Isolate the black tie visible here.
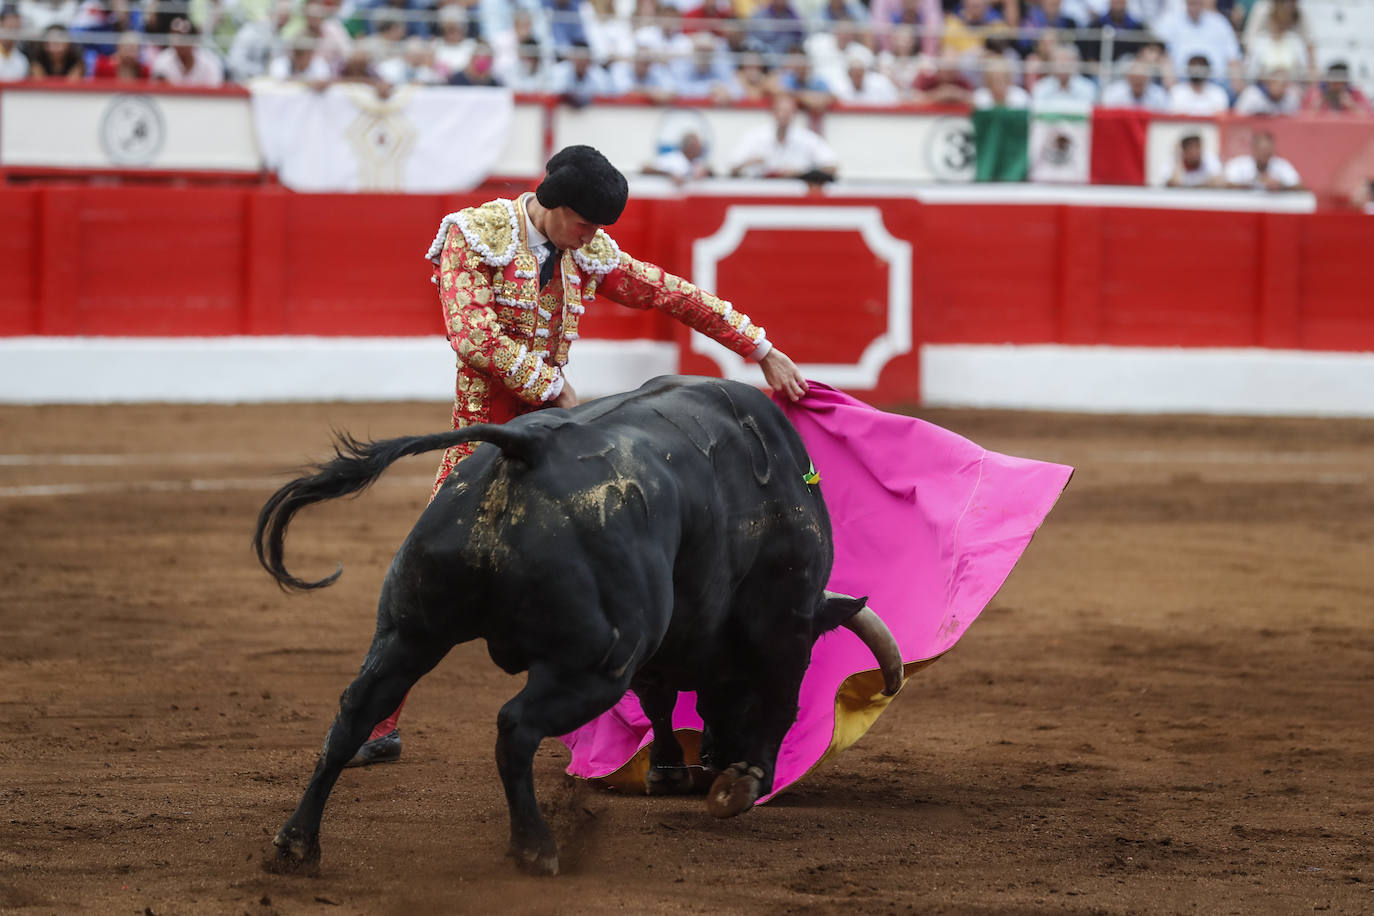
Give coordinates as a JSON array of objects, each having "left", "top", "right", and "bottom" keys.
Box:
[{"left": 538, "top": 240, "right": 558, "bottom": 288}]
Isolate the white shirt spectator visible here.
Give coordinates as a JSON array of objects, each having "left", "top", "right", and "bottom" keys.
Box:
[
  {"left": 1245, "top": 30, "right": 1308, "bottom": 81},
  {"left": 151, "top": 46, "right": 226, "bottom": 86},
  {"left": 548, "top": 58, "right": 616, "bottom": 98},
  {"left": 972, "top": 84, "right": 1030, "bottom": 109},
  {"left": 1100, "top": 78, "right": 1168, "bottom": 110},
  {"left": 1154, "top": 7, "right": 1240, "bottom": 78},
  {"left": 832, "top": 68, "right": 901, "bottom": 105},
  {"left": 267, "top": 51, "right": 334, "bottom": 82},
  {"left": 18, "top": 0, "right": 75, "bottom": 32},
  {"left": 1168, "top": 80, "right": 1230, "bottom": 115},
  {"left": 1156, "top": 151, "right": 1222, "bottom": 186},
  {"left": 728, "top": 121, "right": 838, "bottom": 179},
  {"left": 1233, "top": 82, "right": 1301, "bottom": 116},
  {"left": 434, "top": 37, "right": 475, "bottom": 79},
  {"left": 0, "top": 45, "right": 28, "bottom": 81},
  {"left": 1031, "top": 74, "right": 1098, "bottom": 106},
  {"left": 1224, "top": 154, "right": 1300, "bottom": 189},
  {"left": 227, "top": 19, "right": 285, "bottom": 82}
]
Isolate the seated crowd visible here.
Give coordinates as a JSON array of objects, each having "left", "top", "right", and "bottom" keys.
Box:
[{"left": 0, "top": 0, "right": 1370, "bottom": 120}]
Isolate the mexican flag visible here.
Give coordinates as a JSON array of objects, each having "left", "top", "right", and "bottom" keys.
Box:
[{"left": 974, "top": 103, "right": 1093, "bottom": 184}]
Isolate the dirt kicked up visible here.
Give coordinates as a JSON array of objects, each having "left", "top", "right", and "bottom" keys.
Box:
[{"left": 1, "top": 401, "right": 1371, "bottom": 915}]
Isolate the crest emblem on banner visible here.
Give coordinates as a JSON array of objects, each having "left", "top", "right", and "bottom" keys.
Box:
[
  {"left": 343, "top": 86, "right": 419, "bottom": 190},
  {"left": 99, "top": 94, "right": 165, "bottom": 166},
  {"left": 924, "top": 115, "right": 975, "bottom": 182}
]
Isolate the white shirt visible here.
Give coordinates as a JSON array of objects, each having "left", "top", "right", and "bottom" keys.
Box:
[
  {"left": 972, "top": 85, "right": 1030, "bottom": 109},
  {"left": 151, "top": 46, "right": 226, "bottom": 86},
  {"left": 1245, "top": 30, "right": 1309, "bottom": 80},
  {"left": 1031, "top": 74, "right": 1098, "bottom": 106},
  {"left": 1232, "top": 83, "right": 1301, "bottom": 117},
  {"left": 266, "top": 52, "right": 332, "bottom": 82},
  {"left": 1157, "top": 151, "right": 1222, "bottom": 187},
  {"left": 0, "top": 45, "right": 28, "bottom": 81},
  {"left": 1100, "top": 79, "right": 1169, "bottom": 110},
  {"left": 1224, "top": 154, "right": 1301, "bottom": 190},
  {"left": 832, "top": 69, "right": 900, "bottom": 105},
  {"left": 728, "top": 121, "right": 839, "bottom": 178},
  {"left": 1168, "top": 81, "right": 1230, "bottom": 116},
  {"left": 1155, "top": 8, "right": 1241, "bottom": 77}
]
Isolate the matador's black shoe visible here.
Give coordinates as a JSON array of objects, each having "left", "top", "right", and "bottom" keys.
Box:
[{"left": 345, "top": 729, "right": 401, "bottom": 767}]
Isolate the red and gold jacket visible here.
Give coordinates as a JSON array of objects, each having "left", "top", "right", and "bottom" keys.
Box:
[{"left": 424, "top": 193, "right": 772, "bottom": 490}]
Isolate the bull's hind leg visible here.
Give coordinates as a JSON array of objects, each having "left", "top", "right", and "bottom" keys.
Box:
[
  {"left": 635, "top": 682, "right": 694, "bottom": 796},
  {"left": 265, "top": 630, "right": 447, "bottom": 875},
  {"left": 496, "top": 664, "right": 627, "bottom": 876}
]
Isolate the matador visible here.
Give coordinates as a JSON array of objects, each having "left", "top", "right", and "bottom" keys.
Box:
[{"left": 349, "top": 145, "right": 808, "bottom": 766}]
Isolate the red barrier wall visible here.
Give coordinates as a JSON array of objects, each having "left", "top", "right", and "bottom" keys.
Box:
[{"left": 4, "top": 186, "right": 1374, "bottom": 361}]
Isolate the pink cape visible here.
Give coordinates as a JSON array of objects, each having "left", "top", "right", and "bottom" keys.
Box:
[{"left": 558, "top": 383, "right": 1073, "bottom": 800}]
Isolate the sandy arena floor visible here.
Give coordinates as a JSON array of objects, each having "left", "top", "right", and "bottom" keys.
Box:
[{"left": 1, "top": 399, "right": 1370, "bottom": 915}]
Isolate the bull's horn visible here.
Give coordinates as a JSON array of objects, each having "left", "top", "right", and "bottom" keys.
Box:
[{"left": 841, "top": 607, "right": 904, "bottom": 696}]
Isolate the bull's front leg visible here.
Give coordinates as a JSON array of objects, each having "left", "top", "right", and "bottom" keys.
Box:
[
  {"left": 635, "top": 681, "right": 694, "bottom": 796},
  {"left": 495, "top": 664, "right": 627, "bottom": 875}
]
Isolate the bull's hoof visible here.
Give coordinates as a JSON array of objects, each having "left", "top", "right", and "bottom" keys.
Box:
[
  {"left": 706, "top": 762, "right": 764, "bottom": 819},
  {"left": 645, "top": 765, "right": 695, "bottom": 796},
  {"left": 262, "top": 828, "right": 321, "bottom": 876},
  {"left": 507, "top": 844, "right": 559, "bottom": 877}
]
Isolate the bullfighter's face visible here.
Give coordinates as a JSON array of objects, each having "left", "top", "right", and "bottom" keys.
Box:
[{"left": 546, "top": 206, "right": 603, "bottom": 251}]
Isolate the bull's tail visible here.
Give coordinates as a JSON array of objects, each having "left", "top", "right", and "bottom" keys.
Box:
[{"left": 253, "top": 423, "right": 545, "bottom": 592}]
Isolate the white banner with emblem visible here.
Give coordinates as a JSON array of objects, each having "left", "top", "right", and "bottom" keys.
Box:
[
  {"left": 248, "top": 82, "right": 513, "bottom": 192},
  {"left": 0, "top": 88, "right": 261, "bottom": 172}
]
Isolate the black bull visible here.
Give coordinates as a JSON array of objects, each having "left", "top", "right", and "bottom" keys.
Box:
[{"left": 254, "top": 375, "right": 904, "bottom": 876}]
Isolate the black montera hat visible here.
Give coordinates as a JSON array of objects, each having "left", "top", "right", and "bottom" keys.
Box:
[{"left": 535, "top": 145, "right": 628, "bottom": 226}]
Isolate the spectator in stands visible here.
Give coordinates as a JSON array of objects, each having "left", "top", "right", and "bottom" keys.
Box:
[
  {"left": 545, "top": 0, "right": 587, "bottom": 53},
  {"left": 584, "top": 0, "right": 632, "bottom": 62},
  {"left": 1081, "top": 0, "right": 1147, "bottom": 64},
  {"left": 1243, "top": 0, "right": 1309, "bottom": 81},
  {"left": 609, "top": 44, "right": 673, "bottom": 100},
  {"left": 549, "top": 40, "right": 614, "bottom": 102},
  {"left": 911, "top": 54, "right": 975, "bottom": 106},
  {"left": 1030, "top": 43, "right": 1096, "bottom": 105},
  {"left": 432, "top": 5, "right": 475, "bottom": 79},
  {"left": 18, "top": 0, "right": 73, "bottom": 33},
  {"left": 642, "top": 130, "right": 712, "bottom": 184},
  {"left": 491, "top": 8, "right": 548, "bottom": 90},
  {"left": 673, "top": 31, "right": 738, "bottom": 101},
  {"left": 1136, "top": 37, "right": 1176, "bottom": 89},
  {"left": 285, "top": 0, "right": 352, "bottom": 75},
  {"left": 1019, "top": 0, "right": 1079, "bottom": 58},
  {"left": 369, "top": 7, "right": 408, "bottom": 46},
  {"left": 1224, "top": 129, "right": 1301, "bottom": 190},
  {"left": 1100, "top": 55, "right": 1167, "bottom": 108},
  {"left": 778, "top": 50, "right": 835, "bottom": 113},
  {"left": 447, "top": 37, "right": 499, "bottom": 85},
  {"left": 748, "top": 0, "right": 804, "bottom": 58},
  {"left": 1233, "top": 66, "right": 1301, "bottom": 115},
  {"left": 1167, "top": 53, "right": 1229, "bottom": 114},
  {"left": 631, "top": 0, "right": 690, "bottom": 59},
  {"left": 870, "top": 0, "right": 940, "bottom": 56},
  {"left": 876, "top": 24, "right": 920, "bottom": 95},
  {"left": 227, "top": 0, "right": 293, "bottom": 82},
  {"left": 29, "top": 22, "right": 83, "bottom": 77},
  {"left": 378, "top": 34, "right": 443, "bottom": 83},
  {"left": 0, "top": 6, "right": 29, "bottom": 81},
  {"left": 735, "top": 49, "right": 780, "bottom": 102},
  {"left": 1154, "top": 0, "right": 1240, "bottom": 87},
  {"left": 1240, "top": 0, "right": 1314, "bottom": 68},
  {"left": 268, "top": 36, "right": 332, "bottom": 81},
  {"left": 833, "top": 40, "right": 900, "bottom": 104},
  {"left": 942, "top": 0, "right": 1005, "bottom": 58},
  {"left": 972, "top": 53, "right": 1029, "bottom": 108},
  {"left": 1302, "top": 61, "right": 1374, "bottom": 116},
  {"left": 70, "top": 0, "right": 139, "bottom": 57},
  {"left": 728, "top": 90, "right": 838, "bottom": 183},
  {"left": 1159, "top": 133, "right": 1223, "bottom": 186},
  {"left": 151, "top": 16, "right": 224, "bottom": 85},
  {"left": 91, "top": 29, "right": 147, "bottom": 78}
]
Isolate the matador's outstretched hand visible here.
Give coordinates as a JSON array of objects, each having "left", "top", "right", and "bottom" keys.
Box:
[{"left": 760, "top": 349, "right": 808, "bottom": 402}]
